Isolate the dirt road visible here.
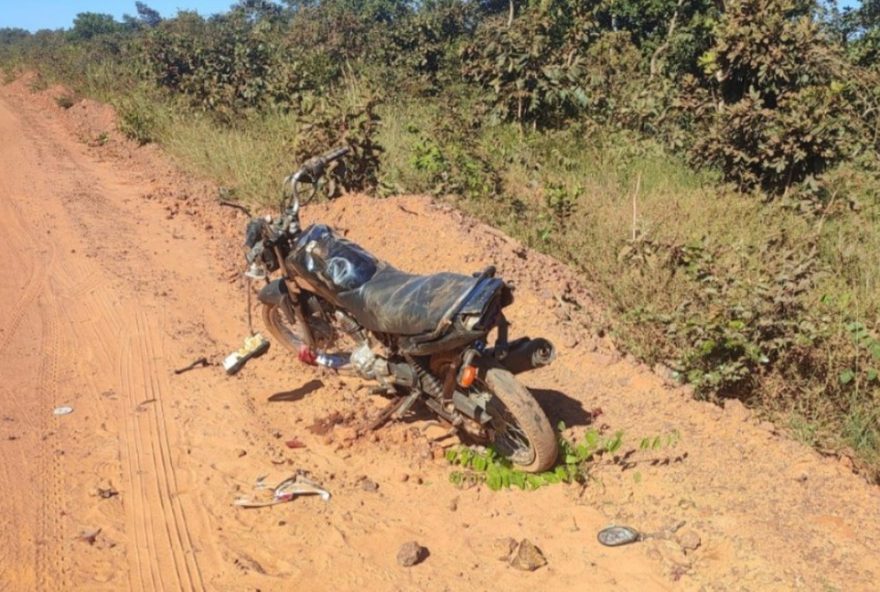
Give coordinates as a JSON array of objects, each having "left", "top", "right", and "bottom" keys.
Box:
[{"left": 1, "top": 78, "right": 879, "bottom": 592}]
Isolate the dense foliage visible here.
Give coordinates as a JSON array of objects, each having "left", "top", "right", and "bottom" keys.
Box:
[{"left": 2, "top": 0, "right": 879, "bottom": 475}]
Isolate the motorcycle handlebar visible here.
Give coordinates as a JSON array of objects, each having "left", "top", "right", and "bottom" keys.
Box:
[
  {"left": 286, "top": 145, "right": 349, "bottom": 212},
  {"left": 323, "top": 145, "right": 350, "bottom": 163},
  {"left": 297, "top": 146, "right": 350, "bottom": 180}
]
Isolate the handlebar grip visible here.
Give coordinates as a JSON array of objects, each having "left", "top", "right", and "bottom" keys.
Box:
[
  {"left": 323, "top": 146, "right": 349, "bottom": 162},
  {"left": 298, "top": 146, "right": 349, "bottom": 181}
]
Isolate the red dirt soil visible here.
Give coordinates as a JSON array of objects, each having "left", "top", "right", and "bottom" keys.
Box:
[{"left": 1, "top": 76, "right": 879, "bottom": 591}]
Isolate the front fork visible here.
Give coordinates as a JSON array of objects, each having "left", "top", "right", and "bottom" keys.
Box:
[{"left": 257, "top": 277, "right": 321, "bottom": 364}]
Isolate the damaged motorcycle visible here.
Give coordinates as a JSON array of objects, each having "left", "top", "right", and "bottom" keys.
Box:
[{"left": 237, "top": 147, "right": 559, "bottom": 471}]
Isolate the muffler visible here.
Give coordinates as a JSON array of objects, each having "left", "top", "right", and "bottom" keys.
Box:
[{"left": 494, "top": 337, "right": 556, "bottom": 375}]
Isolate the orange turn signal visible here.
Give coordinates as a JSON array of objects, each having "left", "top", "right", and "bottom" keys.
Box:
[{"left": 458, "top": 365, "right": 477, "bottom": 388}]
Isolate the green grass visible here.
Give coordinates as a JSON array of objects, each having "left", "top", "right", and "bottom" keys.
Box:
[{"left": 378, "top": 100, "right": 880, "bottom": 477}]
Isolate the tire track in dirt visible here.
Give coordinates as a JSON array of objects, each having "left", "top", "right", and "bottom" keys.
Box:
[
  {"left": 136, "top": 311, "right": 205, "bottom": 591},
  {"left": 0, "top": 197, "right": 53, "bottom": 356},
  {"left": 115, "top": 311, "right": 205, "bottom": 592},
  {"left": 118, "top": 326, "right": 170, "bottom": 592},
  {"left": 34, "top": 296, "right": 66, "bottom": 590},
  {"left": 0, "top": 385, "right": 24, "bottom": 589}
]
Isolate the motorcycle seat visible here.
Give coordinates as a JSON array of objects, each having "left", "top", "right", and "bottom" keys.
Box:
[
  {"left": 291, "top": 224, "right": 498, "bottom": 336},
  {"left": 339, "top": 266, "right": 480, "bottom": 335}
]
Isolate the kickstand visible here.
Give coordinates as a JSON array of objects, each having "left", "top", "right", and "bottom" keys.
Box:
[{"left": 364, "top": 394, "right": 414, "bottom": 432}]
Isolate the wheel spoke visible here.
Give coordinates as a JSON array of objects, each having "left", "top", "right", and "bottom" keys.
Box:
[{"left": 469, "top": 379, "right": 535, "bottom": 465}]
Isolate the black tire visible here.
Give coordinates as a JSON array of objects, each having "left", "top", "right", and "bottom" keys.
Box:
[
  {"left": 480, "top": 365, "right": 558, "bottom": 473},
  {"left": 261, "top": 303, "right": 307, "bottom": 355}
]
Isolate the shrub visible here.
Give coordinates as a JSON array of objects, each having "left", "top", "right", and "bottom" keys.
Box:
[
  {"left": 620, "top": 234, "right": 825, "bottom": 396},
  {"left": 460, "top": 5, "right": 595, "bottom": 126},
  {"left": 293, "top": 87, "right": 384, "bottom": 194},
  {"left": 116, "top": 92, "right": 160, "bottom": 145},
  {"left": 692, "top": 0, "right": 852, "bottom": 193}
]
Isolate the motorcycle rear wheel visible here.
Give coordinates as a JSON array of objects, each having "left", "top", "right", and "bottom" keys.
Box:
[{"left": 479, "top": 365, "right": 558, "bottom": 473}]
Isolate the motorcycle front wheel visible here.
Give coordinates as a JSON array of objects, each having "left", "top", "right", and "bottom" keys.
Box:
[
  {"left": 477, "top": 364, "right": 558, "bottom": 473},
  {"left": 261, "top": 302, "right": 338, "bottom": 354}
]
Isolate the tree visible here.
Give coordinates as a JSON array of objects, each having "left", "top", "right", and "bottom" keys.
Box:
[
  {"left": 0, "top": 28, "right": 30, "bottom": 45},
  {"left": 69, "top": 13, "right": 122, "bottom": 40},
  {"left": 136, "top": 2, "right": 163, "bottom": 27}
]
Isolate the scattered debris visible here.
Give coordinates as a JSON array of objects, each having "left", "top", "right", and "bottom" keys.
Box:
[
  {"left": 77, "top": 528, "right": 102, "bottom": 545},
  {"left": 53, "top": 406, "right": 73, "bottom": 416},
  {"left": 233, "top": 553, "right": 267, "bottom": 575},
  {"left": 397, "top": 541, "right": 428, "bottom": 567},
  {"left": 174, "top": 356, "right": 210, "bottom": 375},
  {"left": 135, "top": 398, "right": 157, "bottom": 411},
  {"left": 599, "top": 521, "right": 686, "bottom": 549},
  {"left": 97, "top": 486, "right": 119, "bottom": 499},
  {"left": 223, "top": 333, "right": 270, "bottom": 375},
  {"left": 510, "top": 539, "right": 547, "bottom": 571},
  {"left": 598, "top": 525, "right": 642, "bottom": 547},
  {"left": 284, "top": 438, "right": 306, "bottom": 449},
  {"left": 235, "top": 474, "right": 331, "bottom": 508}
]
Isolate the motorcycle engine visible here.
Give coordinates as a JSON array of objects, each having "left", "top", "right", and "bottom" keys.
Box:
[{"left": 350, "top": 343, "right": 390, "bottom": 381}]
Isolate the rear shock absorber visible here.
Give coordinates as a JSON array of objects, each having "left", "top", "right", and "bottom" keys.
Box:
[{"left": 407, "top": 355, "right": 443, "bottom": 398}]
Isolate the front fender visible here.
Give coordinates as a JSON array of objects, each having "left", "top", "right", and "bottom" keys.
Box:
[{"left": 257, "top": 278, "right": 289, "bottom": 307}]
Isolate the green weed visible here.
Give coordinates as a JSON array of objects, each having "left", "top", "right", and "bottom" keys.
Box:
[{"left": 446, "top": 424, "right": 680, "bottom": 491}]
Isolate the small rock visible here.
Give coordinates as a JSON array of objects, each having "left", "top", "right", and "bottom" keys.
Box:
[
  {"left": 235, "top": 449, "right": 247, "bottom": 458},
  {"left": 510, "top": 539, "right": 547, "bottom": 571},
  {"left": 722, "top": 399, "right": 750, "bottom": 422},
  {"left": 399, "top": 473, "right": 410, "bottom": 483},
  {"left": 335, "top": 426, "right": 358, "bottom": 442},
  {"left": 397, "top": 541, "right": 428, "bottom": 567},
  {"left": 493, "top": 537, "right": 518, "bottom": 561},
  {"left": 839, "top": 455, "right": 855, "bottom": 471},
  {"left": 448, "top": 496, "right": 458, "bottom": 512},
  {"left": 676, "top": 530, "right": 701, "bottom": 554},
  {"left": 360, "top": 478, "right": 379, "bottom": 492}
]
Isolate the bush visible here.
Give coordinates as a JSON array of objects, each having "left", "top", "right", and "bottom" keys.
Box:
[
  {"left": 460, "top": 5, "right": 594, "bottom": 126},
  {"left": 293, "top": 86, "right": 384, "bottom": 194},
  {"left": 692, "top": 0, "right": 853, "bottom": 193},
  {"left": 116, "top": 92, "right": 161, "bottom": 145}
]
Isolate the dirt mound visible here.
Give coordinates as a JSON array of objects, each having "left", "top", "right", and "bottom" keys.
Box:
[{"left": 1, "top": 76, "right": 879, "bottom": 591}]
